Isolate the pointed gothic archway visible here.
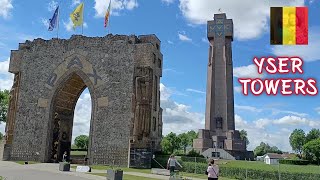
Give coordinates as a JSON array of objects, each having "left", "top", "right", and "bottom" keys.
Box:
[{"left": 45, "top": 70, "right": 95, "bottom": 163}]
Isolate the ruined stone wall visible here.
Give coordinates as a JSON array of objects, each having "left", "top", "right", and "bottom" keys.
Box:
[
  {"left": 5, "top": 34, "right": 163, "bottom": 166},
  {"left": 131, "top": 35, "right": 163, "bottom": 152}
]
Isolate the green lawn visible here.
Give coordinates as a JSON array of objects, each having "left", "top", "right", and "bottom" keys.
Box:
[
  {"left": 90, "top": 173, "right": 159, "bottom": 180},
  {"left": 72, "top": 165, "right": 234, "bottom": 180},
  {"left": 70, "top": 151, "right": 87, "bottom": 156},
  {"left": 219, "top": 160, "right": 320, "bottom": 174}
]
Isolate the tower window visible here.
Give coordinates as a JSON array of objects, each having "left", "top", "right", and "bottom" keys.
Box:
[
  {"left": 216, "top": 117, "right": 223, "bottom": 129},
  {"left": 153, "top": 117, "right": 157, "bottom": 131},
  {"left": 158, "top": 59, "right": 161, "bottom": 68},
  {"left": 153, "top": 53, "right": 156, "bottom": 64}
]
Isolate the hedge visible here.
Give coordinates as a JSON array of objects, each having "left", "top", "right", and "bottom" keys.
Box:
[
  {"left": 280, "top": 159, "right": 310, "bottom": 165},
  {"left": 180, "top": 161, "right": 320, "bottom": 180}
]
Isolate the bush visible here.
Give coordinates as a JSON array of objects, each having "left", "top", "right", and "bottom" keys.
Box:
[
  {"left": 180, "top": 161, "right": 320, "bottom": 180},
  {"left": 280, "top": 159, "right": 310, "bottom": 165},
  {"left": 181, "top": 156, "right": 207, "bottom": 163},
  {"left": 186, "top": 149, "right": 205, "bottom": 157}
]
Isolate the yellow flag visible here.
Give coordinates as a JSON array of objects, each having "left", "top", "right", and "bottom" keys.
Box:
[{"left": 70, "top": 3, "right": 84, "bottom": 29}]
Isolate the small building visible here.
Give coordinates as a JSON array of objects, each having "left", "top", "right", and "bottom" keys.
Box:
[
  {"left": 264, "top": 153, "right": 283, "bottom": 165},
  {"left": 256, "top": 156, "right": 264, "bottom": 161}
]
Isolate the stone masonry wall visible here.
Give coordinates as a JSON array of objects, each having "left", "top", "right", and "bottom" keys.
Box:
[{"left": 6, "top": 34, "right": 163, "bottom": 166}]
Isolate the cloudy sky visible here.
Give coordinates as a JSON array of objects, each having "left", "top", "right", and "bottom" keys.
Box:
[{"left": 0, "top": 0, "right": 319, "bottom": 152}]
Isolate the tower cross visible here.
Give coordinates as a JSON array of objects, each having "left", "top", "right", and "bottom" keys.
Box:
[{"left": 207, "top": 14, "right": 233, "bottom": 41}]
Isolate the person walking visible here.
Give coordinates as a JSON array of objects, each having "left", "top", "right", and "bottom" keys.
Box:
[
  {"left": 167, "top": 155, "right": 182, "bottom": 176},
  {"left": 206, "top": 159, "right": 219, "bottom": 180},
  {"left": 62, "top": 151, "right": 68, "bottom": 162}
]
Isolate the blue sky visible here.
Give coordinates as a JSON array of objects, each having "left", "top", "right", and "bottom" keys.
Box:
[{"left": 0, "top": 0, "right": 319, "bottom": 151}]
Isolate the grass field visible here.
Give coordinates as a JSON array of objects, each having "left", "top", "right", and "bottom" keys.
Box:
[
  {"left": 70, "top": 151, "right": 87, "bottom": 156},
  {"left": 218, "top": 160, "right": 320, "bottom": 174},
  {"left": 72, "top": 165, "right": 234, "bottom": 180},
  {"left": 90, "top": 173, "right": 160, "bottom": 180}
]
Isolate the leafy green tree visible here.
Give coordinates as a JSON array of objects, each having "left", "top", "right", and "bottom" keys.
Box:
[
  {"left": 0, "top": 90, "right": 10, "bottom": 123},
  {"left": 161, "top": 132, "right": 181, "bottom": 154},
  {"left": 289, "top": 129, "right": 306, "bottom": 159},
  {"left": 187, "top": 130, "right": 198, "bottom": 146},
  {"left": 303, "top": 138, "right": 320, "bottom": 164},
  {"left": 0, "top": 132, "right": 3, "bottom": 141},
  {"left": 177, "top": 130, "right": 198, "bottom": 154},
  {"left": 74, "top": 135, "right": 89, "bottom": 149},
  {"left": 254, "top": 142, "right": 282, "bottom": 156},
  {"left": 178, "top": 133, "right": 189, "bottom": 154},
  {"left": 306, "top": 129, "right": 320, "bottom": 143},
  {"left": 239, "top": 129, "right": 250, "bottom": 148}
]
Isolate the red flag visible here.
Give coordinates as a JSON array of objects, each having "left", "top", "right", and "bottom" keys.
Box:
[{"left": 104, "top": 0, "right": 111, "bottom": 28}]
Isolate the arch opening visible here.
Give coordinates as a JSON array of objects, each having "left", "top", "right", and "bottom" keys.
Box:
[{"left": 49, "top": 73, "right": 92, "bottom": 163}]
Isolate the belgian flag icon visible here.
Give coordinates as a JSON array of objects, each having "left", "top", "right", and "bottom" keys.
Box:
[{"left": 270, "top": 7, "right": 308, "bottom": 45}]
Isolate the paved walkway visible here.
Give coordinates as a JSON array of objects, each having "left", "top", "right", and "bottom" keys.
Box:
[
  {"left": 0, "top": 161, "right": 104, "bottom": 180},
  {"left": 0, "top": 161, "right": 204, "bottom": 180}
]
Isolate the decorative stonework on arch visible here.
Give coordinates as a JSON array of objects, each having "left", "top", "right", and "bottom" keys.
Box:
[{"left": 4, "top": 34, "right": 163, "bottom": 168}]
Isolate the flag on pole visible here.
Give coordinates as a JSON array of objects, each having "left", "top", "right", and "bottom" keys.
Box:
[
  {"left": 70, "top": 3, "right": 84, "bottom": 30},
  {"left": 104, "top": 0, "right": 111, "bottom": 27},
  {"left": 48, "top": 6, "right": 59, "bottom": 31}
]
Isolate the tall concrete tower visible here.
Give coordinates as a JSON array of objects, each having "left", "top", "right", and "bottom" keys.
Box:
[{"left": 193, "top": 14, "right": 250, "bottom": 159}]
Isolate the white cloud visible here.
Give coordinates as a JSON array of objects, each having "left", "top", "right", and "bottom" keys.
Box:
[
  {"left": 233, "top": 64, "right": 264, "bottom": 78},
  {"left": 0, "top": 58, "right": 13, "bottom": 90},
  {"left": 0, "top": 59, "right": 9, "bottom": 74},
  {"left": 273, "top": 116, "right": 320, "bottom": 127},
  {"left": 272, "top": 28, "right": 320, "bottom": 62},
  {"left": 41, "top": 18, "right": 49, "bottom": 29},
  {"left": 162, "top": 0, "right": 175, "bottom": 5},
  {"left": 48, "top": 0, "right": 58, "bottom": 12},
  {"left": 0, "top": 0, "right": 13, "bottom": 19},
  {"left": 64, "top": 19, "right": 88, "bottom": 32},
  {"left": 72, "top": 0, "right": 81, "bottom": 6},
  {"left": 178, "top": 33, "right": 192, "bottom": 42},
  {"left": 167, "top": 40, "right": 174, "bottom": 44},
  {"left": 94, "top": 0, "right": 138, "bottom": 18},
  {"left": 160, "top": 84, "right": 204, "bottom": 135},
  {"left": 72, "top": 92, "right": 92, "bottom": 143},
  {"left": 235, "top": 104, "right": 262, "bottom": 113},
  {"left": 178, "top": 0, "right": 304, "bottom": 40},
  {"left": 252, "top": 115, "right": 320, "bottom": 129},
  {"left": 186, "top": 88, "right": 205, "bottom": 94},
  {"left": 271, "top": 109, "right": 308, "bottom": 117},
  {"left": 315, "top": 107, "right": 320, "bottom": 114},
  {"left": 236, "top": 115, "right": 292, "bottom": 151}
]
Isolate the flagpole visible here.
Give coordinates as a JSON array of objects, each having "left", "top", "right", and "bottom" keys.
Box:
[
  {"left": 57, "top": 6, "right": 60, "bottom": 39},
  {"left": 82, "top": 2, "right": 84, "bottom": 35}
]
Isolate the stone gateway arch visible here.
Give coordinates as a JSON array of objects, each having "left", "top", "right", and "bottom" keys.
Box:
[{"left": 3, "top": 34, "right": 163, "bottom": 167}]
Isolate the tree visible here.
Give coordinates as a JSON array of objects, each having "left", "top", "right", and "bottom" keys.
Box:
[
  {"left": 254, "top": 142, "right": 282, "bottom": 156},
  {"left": 178, "top": 130, "right": 198, "bottom": 154},
  {"left": 289, "top": 129, "right": 306, "bottom": 159},
  {"left": 303, "top": 138, "right": 320, "bottom": 164},
  {"left": 178, "top": 133, "right": 189, "bottom": 154},
  {"left": 187, "top": 130, "right": 198, "bottom": 146},
  {"left": 161, "top": 132, "right": 181, "bottom": 154},
  {"left": 74, "top": 135, "right": 89, "bottom": 149},
  {"left": 306, "top": 129, "right": 320, "bottom": 143},
  {"left": 0, "top": 90, "right": 10, "bottom": 123},
  {"left": 0, "top": 132, "right": 3, "bottom": 140},
  {"left": 239, "top": 129, "right": 250, "bottom": 148}
]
